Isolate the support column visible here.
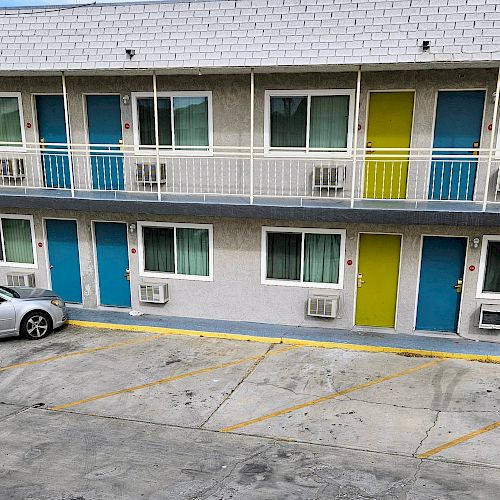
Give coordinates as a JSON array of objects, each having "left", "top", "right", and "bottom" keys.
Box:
[
  {"left": 250, "top": 68, "right": 255, "bottom": 204},
  {"left": 482, "top": 67, "right": 500, "bottom": 212},
  {"left": 61, "top": 72, "right": 75, "bottom": 197},
  {"left": 153, "top": 71, "right": 162, "bottom": 201},
  {"left": 350, "top": 67, "right": 362, "bottom": 209}
]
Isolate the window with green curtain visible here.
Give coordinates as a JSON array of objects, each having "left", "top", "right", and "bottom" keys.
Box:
[
  {"left": 303, "top": 233, "right": 341, "bottom": 284},
  {"left": 483, "top": 241, "right": 500, "bottom": 293},
  {"left": 0, "top": 97, "right": 22, "bottom": 146},
  {"left": 173, "top": 97, "right": 209, "bottom": 149},
  {"left": 176, "top": 228, "right": 209, "bottom": 276},
  {"left": 266, "top": 232, "right": 302, "bottom": 280},
  {"left": 270, "top": 96, "right": 307, "bottom": 148},
  {"left": 137, "top": 97, "right": 172, "bottom": 146},
  {"left": 143, "top": 226, "right": 175, "bottom": 273},
  {"left": 309, "top": 95, "right": 349, "bottom": 151},
  {"left": 1, "top": 218, "right": 34, "bottom": 264}
]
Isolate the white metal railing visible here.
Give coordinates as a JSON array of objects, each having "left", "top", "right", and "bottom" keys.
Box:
[{"left": 0, "top": 143, "right": 499, "bottom": 210}]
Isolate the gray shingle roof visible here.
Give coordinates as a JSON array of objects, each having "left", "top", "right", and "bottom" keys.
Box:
[{"left": 0, "top": 0, "right": 499, "bottom": 73}]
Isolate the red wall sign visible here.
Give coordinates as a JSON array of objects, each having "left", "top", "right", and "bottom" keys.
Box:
[
  {"left": 347, "top": 259, "right": 353, "bottom": 266},
  {"left": 26, "top": 122, "right": 32, "bottom": 129},
  {"left": 469, "top": 265, "right": 476, "bottom": 272},
  {"left": 37, "top": 242, "right": 43, "bottom": 248},
  {"left": 131, "top": 248, "right": 137, "bottom": 254},
  {"left": 124, "top": 123, "right": 131, "bottom": 129}
]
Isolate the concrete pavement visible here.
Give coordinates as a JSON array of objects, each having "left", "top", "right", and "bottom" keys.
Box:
[{"left": 0, "top": 325, "right": 498, "bottom": 499}]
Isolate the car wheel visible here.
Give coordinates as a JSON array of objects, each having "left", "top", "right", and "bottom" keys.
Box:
[{"left": 21, "top": 311, "right": 53, "bottom": 340}]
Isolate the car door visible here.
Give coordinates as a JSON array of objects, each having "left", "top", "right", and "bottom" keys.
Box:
[{"left": 0, "top": 297, "right": 16, "bottom": 335}]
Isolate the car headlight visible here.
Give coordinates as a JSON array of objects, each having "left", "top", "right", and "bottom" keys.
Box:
[{"left": 51, "top": 298, "right": 65, "bottom": 308}]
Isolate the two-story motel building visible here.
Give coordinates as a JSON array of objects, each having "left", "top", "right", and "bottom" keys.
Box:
[{"left": 0, "top": 0, "right": 499, "bottom": 340}]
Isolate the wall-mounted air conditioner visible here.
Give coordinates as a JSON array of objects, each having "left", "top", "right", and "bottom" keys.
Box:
[
  {"left": 136, "top": 162, "right": 167, "bottom": 184},
  {"left": 1, "top": 159, "right": 25, "bottom": 180},
  {"left": 6, "top": 272, "right": 36, "bottom": 287},
  {"left": 139, "top": 283, "right": 169, "bottom": 304},
  {"left": 307, "top": 295, "right": 339, "bottom": 319},
  {"left": 312, "top": 165, "right": 345, "bottom": 190},
  {"left": 478, "top": 303, "right": 500, "bottom": 329}
]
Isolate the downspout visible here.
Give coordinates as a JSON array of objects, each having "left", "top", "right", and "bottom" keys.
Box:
[
  {"left": 153, "top": 71, "right": 161, "bottom": 201},
  {"left": 482, "top": 67, "right": 500, "bottom": 212},
  {"left": 61, "top": 72, "right": 75, "bottom": 197},
  {"left": 350, "top": 66, "right": 362, "bottom": 209}
]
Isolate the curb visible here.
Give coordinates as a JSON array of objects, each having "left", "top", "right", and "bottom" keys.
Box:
[{"left": 67, "top": 320, "right": 500, "bottom": 364}]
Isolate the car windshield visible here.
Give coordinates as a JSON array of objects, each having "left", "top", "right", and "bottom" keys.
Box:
[{"left": 0, "top": 286, "right": 20, "bottom": 299}]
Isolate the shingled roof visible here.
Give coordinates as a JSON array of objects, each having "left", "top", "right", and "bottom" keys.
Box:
[{"left": 0, "top": 0, "right": 499, "bottom": 73}]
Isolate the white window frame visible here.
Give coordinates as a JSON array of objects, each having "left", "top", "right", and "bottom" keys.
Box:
[
  {"left": 0, "top": 92, "right": 26, "bottom": 151},
  {"left": 261, "top": 226, "right": 346, "bottom": 289},
  {"left": 264, "top": 89, "right": 355, "bottom": 158},
  {"left": 476, "top": 234, "right": 500, "bottom": 299},
  {"left": 0, "top": 214, "right": 37, "bottom": 269},
  {"left": 131, "top": 91, "right": 213, "bottom": 156},
  {"left": 137, "top": 221, "right": 213, "bottom": 281}
]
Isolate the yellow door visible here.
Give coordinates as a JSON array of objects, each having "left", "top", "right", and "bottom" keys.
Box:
[
  {"left": 364, "top": 92, "right": 414, "bottom": 199},
  {"left": 355, "top": 234, "right": 401, "bottom": 328}
]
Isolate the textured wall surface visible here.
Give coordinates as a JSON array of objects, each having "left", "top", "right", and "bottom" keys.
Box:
[{"left": 0, "top": 0, "right": 499, "bottom": 72}]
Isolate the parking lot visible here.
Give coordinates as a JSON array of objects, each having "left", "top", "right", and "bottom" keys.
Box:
[{"left": 0, "top": 325, "right": 499, "bottom": 499}]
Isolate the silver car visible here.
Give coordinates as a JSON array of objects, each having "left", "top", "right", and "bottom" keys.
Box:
[{"left": 0, "top": 286, "right": 67, "bottom": 340}]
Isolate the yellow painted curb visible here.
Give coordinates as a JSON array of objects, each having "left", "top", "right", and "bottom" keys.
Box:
[{"left": 67, "top": 320, "right": 500, "bottom": 364}]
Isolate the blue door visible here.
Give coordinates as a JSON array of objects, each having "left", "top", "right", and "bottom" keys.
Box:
[
  {"left": 429, "top": 91, "right": 485, "bottom": 201},
  {"left": 35, "top": 95, "right": 72, "bottom": 189},
  {"left": 86, "top": 95, "right": 124, "bottom": 190},
  {"left": 94, "top": 222, "right": 131, "bottom": 307},
  {"left": 46, "top": 219, "right": 82, "bottom": 304},
  {"left": 416, "top": 236, "right": 467, "bottom": 332}
]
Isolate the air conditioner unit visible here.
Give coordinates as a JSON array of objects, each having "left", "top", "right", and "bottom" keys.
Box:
[
  {"left": 312, "top": 165, "right": 345, "bottom": 190},
  {"left": 139, "top": 283, "right": 169, "bottom": 304},
  {"left": 136, "top": 162, "right": 167, "bottom": 184},
  {"left": 1, "top": 158, "right": 25, "bottom": 180},
  {"left": 478, "top": 303, "right": 500, "bottom": 329},
  {"left": 307, "top": 295, "right": 339, "bottom": 319},
  {"left": 6, "top": 272, "right": 36, "bottom": 288}
]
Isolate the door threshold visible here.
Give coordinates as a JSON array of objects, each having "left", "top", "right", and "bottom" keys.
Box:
[
  {"left": 353, "top": 326, "right": 397, "bottom": 335},
  {"left": 414, "top": 329, "right": 458, "bottom": 339}
]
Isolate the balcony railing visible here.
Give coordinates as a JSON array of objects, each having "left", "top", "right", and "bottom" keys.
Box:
[{"left": 0, "top": 143, "right": 499, "bottom": 211}]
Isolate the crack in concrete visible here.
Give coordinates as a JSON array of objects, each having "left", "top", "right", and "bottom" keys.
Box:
[
  {"left": 414, "top": 410, "right": 440, "bottom": 457},
  {"left": 199, "top": 344, "right": 275, "bottom": 429}
]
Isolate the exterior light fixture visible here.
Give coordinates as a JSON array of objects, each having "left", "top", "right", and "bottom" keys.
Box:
[
  {"left": 422, "top": 40, "right": 430, "bottom": 52},
  {"left": 122, "top": 94, "right": 130, "bottom": 105},
  {"left": 472, "top": 237, "right": 480, "bottom": 249},
  {"left": 129, "top": 223, "right": 137, "bottom": 234},
  {"left": 125, "top": 48, "right": 136, "bottom": 58}
]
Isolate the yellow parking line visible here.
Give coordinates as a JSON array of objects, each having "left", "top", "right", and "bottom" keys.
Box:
[
  {"left": 0, "top": 333, "right": 169, "bottom": 373},
  {"left": 220, "top": 359, "right": 443, "bottom": 433},
  {"left": 417, "top": 421, "right": 500, "bottom": 459},
  {"left": 49, "top": 346, "right": 297, "bottom": 411}
]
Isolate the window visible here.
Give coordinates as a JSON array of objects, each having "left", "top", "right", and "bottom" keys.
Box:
[
  {"left": 138, "top": 222, "right": 213, "bottom": 280},
  {"left": 262, "top": 227, "right": 345, "bottom": 288},
  {"left": 132, "top": 92, "right": 212, "bottom": 152},
  {"left": 478, "top": 236, "right": 500, "bottom": 298},
  {"left": 0, "top": 216, "right": 35, "bottom": 267},
  {"left": 265, "top": 90, "right": 354, "bottom": 156},
  {"left": 0, "top": 93, "right": 24, "bottom": 148}
]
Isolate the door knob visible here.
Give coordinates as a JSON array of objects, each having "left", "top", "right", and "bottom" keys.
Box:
[
  {"left": 40, "top": 138, "right": 46, "bottom": 149},
  {"left": 357, "top": 274, "right": 366, "bottom": 288},
  {"left": 454, "top": 279, "right": 463, "bottom": 293},
  {"left": 49, "top": 265, "right": 54, "bottom": 269},
  {"left": 472, "top": 141, "right": 479, "bottom": 156},
  {"left": 119, "top": 138, "right": 124, "bottom": 151},
  {"left": 366, "top": 141, "right": 373, "bottom": 154},
  {"left": 124, "top": 269, "right": 130, "bottom": 281}
]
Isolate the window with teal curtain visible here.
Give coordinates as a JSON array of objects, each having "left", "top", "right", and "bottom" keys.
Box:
[
  {"left": 303, "top": 233, "right": 341, "bottom": 284},
  {"left": 0, "top": 97, "right": 22, "bottom": 146},
  {"left": 483, "top": 241, "right": 500, "bottom": 293},
  {"left": 143, "top": 227, "right": 175, "bottom": 273},
  {"left": 176, "top": 228, "right": 209, "bottom": 276},
  {"left": 1, "top": 218, "right": 34, "bottom": 264},
  {"left": 309, "top": 95, "right": 349, "bottom": 151},
  {"left": 137, "top": 97, "right": 172, "bottom": 146},
  {"left": 270, "top": 97, "right": 307, "bottom": 148},
  {"left": 173, "top": 97, "right": 209, "bottom": 149},
  {"left": 266, "top": 232, "right": 301, "bottom": 280}
]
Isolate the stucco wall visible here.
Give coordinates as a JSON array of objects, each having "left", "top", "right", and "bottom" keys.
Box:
[{"left": 0, "top": 206, "right": 498, "bottom": 340}]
